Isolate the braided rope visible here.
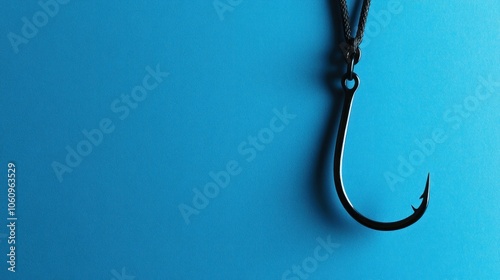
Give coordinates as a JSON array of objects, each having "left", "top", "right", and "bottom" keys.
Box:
[{"left": 338, "top": 0, "right": 371, "bottom": 52}]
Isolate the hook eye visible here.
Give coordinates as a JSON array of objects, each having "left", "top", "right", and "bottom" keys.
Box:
[{"left": 341, "top": 73, "right": 359, "bottom": 95}]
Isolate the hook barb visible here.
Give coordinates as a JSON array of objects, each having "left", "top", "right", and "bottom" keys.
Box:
[{"left": 333, "top": 73, "right": 430, "bottom": 231}]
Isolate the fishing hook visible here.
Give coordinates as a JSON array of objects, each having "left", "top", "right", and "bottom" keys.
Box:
[{"left": 333, "top": 54, "right": 430, "bottom": 231}]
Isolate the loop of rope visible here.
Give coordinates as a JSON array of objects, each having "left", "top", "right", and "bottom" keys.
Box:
[{"left": 338, "top": 0, "right": 371, "bottom": 61}]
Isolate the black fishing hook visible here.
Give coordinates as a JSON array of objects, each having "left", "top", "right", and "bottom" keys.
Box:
[{"left": 333, "top": 53, "right": 430, "bottom": 231}]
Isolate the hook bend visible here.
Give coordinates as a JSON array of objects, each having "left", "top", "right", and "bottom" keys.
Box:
[{"left": 333, "top": 73, "right": 430, "bottom": 231}]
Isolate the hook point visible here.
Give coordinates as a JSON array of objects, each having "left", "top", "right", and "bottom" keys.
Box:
[{"left": 412, "top": 173, "right": 431, "bottom": 212}]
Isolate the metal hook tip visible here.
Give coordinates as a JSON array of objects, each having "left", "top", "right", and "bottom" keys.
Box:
[{"left": 411, "top": 173, "right": 431, "bottom": 212}]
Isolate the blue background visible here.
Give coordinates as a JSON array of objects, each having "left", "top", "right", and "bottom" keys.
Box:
[{"left": 1, "top": 1, "right": 499, "bottom": 279}]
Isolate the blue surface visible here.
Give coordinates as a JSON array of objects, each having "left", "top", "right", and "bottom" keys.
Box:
[{"left": 1, "top": 1, "right": 499, "bottom": 279}]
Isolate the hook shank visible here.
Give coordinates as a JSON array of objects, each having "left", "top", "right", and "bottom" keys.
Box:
[{"left": 333, "top": 73, "right": 430, "bottom": 231}]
